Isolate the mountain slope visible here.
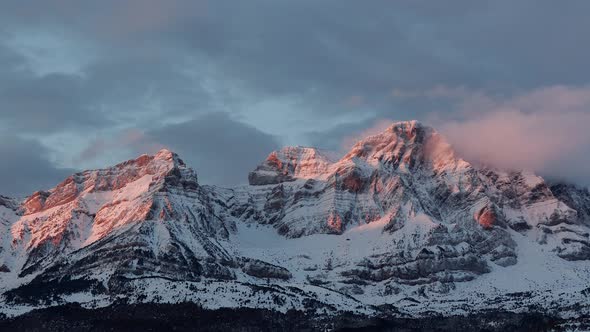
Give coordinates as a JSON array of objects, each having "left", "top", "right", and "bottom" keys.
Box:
[
  {"left": 0, "top": 121, "right": 589, "bottom": 326},
  {"left": 229, "top": 121, "right": 590, "bottom": 293}
]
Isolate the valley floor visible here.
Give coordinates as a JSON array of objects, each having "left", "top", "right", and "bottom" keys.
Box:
[{"left": 0, "top": 302, "right": 573, "bottom": 332}]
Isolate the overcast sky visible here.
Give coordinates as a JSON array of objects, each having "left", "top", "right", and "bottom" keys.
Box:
[{"left": 1, "top": 0, "right": 589, "bottom": 196}]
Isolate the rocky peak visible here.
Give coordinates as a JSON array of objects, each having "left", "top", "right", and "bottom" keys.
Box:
[
  {"left": 341, "top": 121, "right": 453, "bottom": 169},
  {"left": 248, "top": 120, "right": 468, "bottom": 188},
  {"left": 154, "top": 148, "right": 175, "bottom": 160},
  {"left": 153, "top": 148, "right": 187, "bottom": 168},
  {"left": 20, "top": 149, "right": 197, "bottom": 215},
  {"left": 143, "top": 149, "right": 198, "bottom": 191},
  {"left": 249, "top": 146, "right": 333, "bottom": 185},
  {"left": 7, "top": 149, "right": 211, "bottom": 278},
  {"left": 388, "top": 120, "right": 425, "bottom": 140}
]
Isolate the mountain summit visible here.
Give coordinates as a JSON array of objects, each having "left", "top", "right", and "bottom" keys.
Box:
[{"left": 0, "top": 121, "right": 589, "bottom": 327}]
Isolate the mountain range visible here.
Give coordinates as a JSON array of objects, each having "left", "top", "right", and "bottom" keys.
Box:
[{"left": 0, "top": 121, "right": 589, "bottom": 330}]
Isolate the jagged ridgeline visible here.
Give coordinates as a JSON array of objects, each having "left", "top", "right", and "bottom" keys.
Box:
[{"left": 0, "top": 121, "right": 589, "bottom": 330}]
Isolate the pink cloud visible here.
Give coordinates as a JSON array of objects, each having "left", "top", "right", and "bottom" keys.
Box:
[{"left": 431, "top": 85, "right": 590, "bottom": 185}]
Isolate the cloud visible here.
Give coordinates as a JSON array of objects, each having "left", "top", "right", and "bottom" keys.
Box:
[
  {"left": 1, "top": 1, "right": 590, "bottom": 191},
  {"left": 0, "top": 72, "right": 111, "bottom": 133},
  {"left": 0, "top": 136, "right": 74, "bottom": 197},
  {"left": 0, "top": 42, "right": 107, "bottom": 134},
  {"left": 434, "top": 86, "right": 590, "bottom": 186},
  {"left": 8, "top": 0, "right": 590, "bottom": 125},
  {"left": 2, "top": 1, "right": 590, "bottom": 125},
  {"left": 147, "top": 113, "right": 280, "bottom": 185},
  {"left": 0, "top": 27, "right": 214, "bottom": 136}
]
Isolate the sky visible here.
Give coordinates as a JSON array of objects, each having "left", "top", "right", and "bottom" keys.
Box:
[{"left": 0, "top": 0, "right": 589, "bottom": 196}]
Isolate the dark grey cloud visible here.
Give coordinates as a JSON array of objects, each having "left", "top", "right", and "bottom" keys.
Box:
[
  {"left": 0, "top": 36, "right": 109, "bottom": 133},
  {"left": 80, "top": 53, "right": 212, "bottom": 124},
  {"left": 5, "top": 1, "right": 590, "bottom": 114},
  {"left": 78, "top": 113, "right": 280, "bottom": 186},
  {"left": 3, "top": 0, "right": 590, "bottom": 121},
  {"left": 0, "top": 136, "right": 74, "bottom": 197},
  {"left": 0, "top": 40, "right": 210, "bottom": 135},
  {"left": 0, "top": 42, "right": 108, "bottom": 134},
  {"left": 0, "top": 44, "right": 26, "bottom": 76},
  {"left": 148, "top": 113, "right": 280, "bottom": 185},
  {"left": 164, "top": 0, "right": 590, "bottom": 114},
  {"left": 0, "top": 72, "right": 110, "bottom": 133}
]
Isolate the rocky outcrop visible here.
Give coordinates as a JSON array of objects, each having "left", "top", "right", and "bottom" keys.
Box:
[
  {"left": 550, "top": 183, "right": 590, "bottom": 226},
  {"left": 21, "top": 191, "right": 51, "bottom": 215},
  {"left": 248, "top": 147, "right": 333, "bottom": 185},
  {"left": 341, "top": 247, "right": 490, "bottom": 286},
  {"left": 240, "top": 258, "right": 292, "bottom": 280}
]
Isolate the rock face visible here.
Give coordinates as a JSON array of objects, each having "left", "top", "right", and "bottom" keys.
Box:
[
  {"left": 240, "top": 122, "right": 485, "bottom": 235},
  {"left": 550, "top": 183, "right": 590, "bottom": 225},
  {"left": 225, "top": 121, "right": 590, "bottom": 291},
  {"left": 1, "top": 149, "right": 245, "bottom": 297},
  {"left": 230, "top": 122, "right": 519, "bottom": 287},
  {"left": 546, "top": 183, "right": 590, "bottom": 260},
  {"left": 248, "top": 146, "right": 333, "bottom": 185},
  {"left": 0, "top": 121, "right": 590, "bottom": 322}
]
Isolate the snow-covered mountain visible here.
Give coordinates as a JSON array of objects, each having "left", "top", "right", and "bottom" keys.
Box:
[{"left": 1, "top": 121, "right": 589, "bottom": 328}]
